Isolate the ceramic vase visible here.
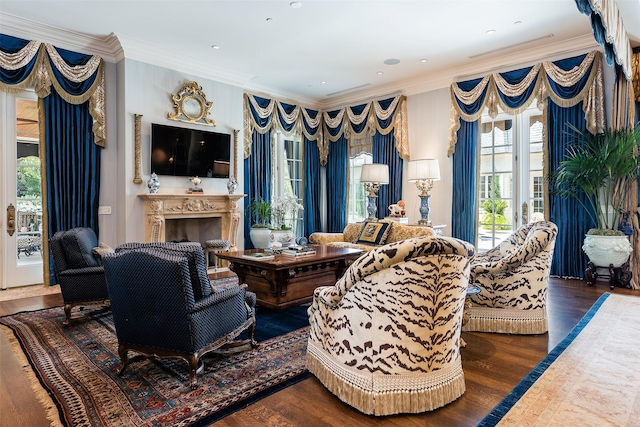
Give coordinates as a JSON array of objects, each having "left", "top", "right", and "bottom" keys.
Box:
[{"left": 147, "top": 172, "right": 160, "bottom": 194}]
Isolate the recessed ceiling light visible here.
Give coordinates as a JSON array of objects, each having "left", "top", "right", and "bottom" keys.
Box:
[
  {"left": 486, "top": 29, "right": 496, "bottom": 35},
  {"left": 290, "top": 2, "right": 302, "bottom": 8},
  {"left": 514, "top": 20, "right": 522, "bottom": 25},
  {"left": 419, "top": 58, "right": 427, "bottom": 63},
  {"left": 321, "top": 81, "right": 326, "bottom": 84},
  {"left": 266, "top": 17, "right": 273, "bottom": 22},
  {"left": 377, "top": 71, "right": 384, "bottom": 75},
  {"left": 383, "top": 58, "right": 400, "bottom": 65},
  {"left": 211, "top": 45, "right": 221, "bottom": 49}
]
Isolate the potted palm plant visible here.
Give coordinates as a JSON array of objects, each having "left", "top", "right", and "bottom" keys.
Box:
[
  {"left": 248, "top": 197, "right": 272, "bottom": 248},
  {"left": 552, "top": 125, "right": 639, "bottom": 269}
]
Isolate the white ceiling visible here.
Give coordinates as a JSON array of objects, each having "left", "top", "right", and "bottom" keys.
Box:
[{"left": 1, "top": 0, "right": 639, "bottom": 109}]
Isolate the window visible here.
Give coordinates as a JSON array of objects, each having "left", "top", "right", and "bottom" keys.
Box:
[
  {"left": 346, "top": 134, "right": 373, "bottom": 224},
  {"left": 273, "top": 133, "right": 304, "bottom": 236},
  {"left": 347, "top": 152, "right": 372, "bottom": 223},
  {"left": 477, "top": 106, "right": 544, "bottom": 251}
]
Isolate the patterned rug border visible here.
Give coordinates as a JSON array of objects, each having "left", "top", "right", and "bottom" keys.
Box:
[
  {"left": 1, "top": 305, "right": 312, "bottom": 427},
  {"left": 477, "top": 292, "right": 611, "bottom": 426}
]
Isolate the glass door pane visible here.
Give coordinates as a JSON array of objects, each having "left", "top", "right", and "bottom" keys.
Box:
[
  {"left": 478, "top": 119, "right": 515, "bottom": 251},
  {"left": 2, "top": 92, "right": 43, "bottom": 288}
]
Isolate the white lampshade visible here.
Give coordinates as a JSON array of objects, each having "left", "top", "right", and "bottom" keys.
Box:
[
  {"left": 361, "top": 163, "right": 389, "bottom": 184},
  {"left": 407, "top": 159, "right": 440, "bottom": 181}
]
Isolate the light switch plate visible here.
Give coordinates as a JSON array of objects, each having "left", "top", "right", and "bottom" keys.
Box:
[{"left": 98, "top": 206, "right": 111, "bottom": 215}]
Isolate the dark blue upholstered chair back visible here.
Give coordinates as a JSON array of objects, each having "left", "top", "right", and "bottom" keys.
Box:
[
  {"left": 103, "top": 245, "right": 257, "bottom": 389},
  {"left": 49, "top": 227, "right": 109, "bottom": 325}
]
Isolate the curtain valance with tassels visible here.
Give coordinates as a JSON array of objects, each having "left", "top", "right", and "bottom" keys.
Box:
[
  {"left": 0, "top": 33, "right": 106, "bottom": 147},
  {"left": 448, "top": 50, "right": 605, "bottom": 156},
  {"left": 243, "top": 93, "right": 322, "bottom": 159},
  {"left": 575, "top": 0, "right": 632, "bottom": 81},
  {"left": 322, "top": 95, "right": 409, "bottom": 164}
]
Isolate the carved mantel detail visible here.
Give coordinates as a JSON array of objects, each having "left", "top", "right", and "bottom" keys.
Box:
[{"left": 138, "top": 193, "right": 246, "bottom": 251}]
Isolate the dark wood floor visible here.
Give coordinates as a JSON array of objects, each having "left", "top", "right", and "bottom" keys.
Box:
[{"left": 1, "top": 277, "right": 637, "bottom": 427}]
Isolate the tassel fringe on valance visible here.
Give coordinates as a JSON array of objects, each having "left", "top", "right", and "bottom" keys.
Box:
[{"left": 0, "top": 35, "right": 106, "bottom": 148}]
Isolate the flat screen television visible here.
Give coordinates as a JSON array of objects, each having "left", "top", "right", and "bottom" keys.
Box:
[{"left": 150, "top": 123, "right": 231, "bottom": 178}]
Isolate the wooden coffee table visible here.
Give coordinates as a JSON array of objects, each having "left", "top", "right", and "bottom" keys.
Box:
[{"left": 216, "top": 245, "right": 363, "bottom": 310}]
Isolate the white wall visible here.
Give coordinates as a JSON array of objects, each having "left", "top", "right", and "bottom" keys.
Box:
[
  {"left": 116, "top": 59, "right": 245, "bottom": 245},
  {"left": 405, "top": 87, "right": 452, "bottom": 234}
]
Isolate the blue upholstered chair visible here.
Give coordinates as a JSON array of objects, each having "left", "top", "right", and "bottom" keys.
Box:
[
  {"left": 49, "top": 227, "right": 110, "bottom": 325},
  {"left": 103, "top": 242, "right": 257, "bottom": 389}
]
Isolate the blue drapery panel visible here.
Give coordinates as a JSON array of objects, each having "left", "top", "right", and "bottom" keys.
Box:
[
  {"left": 449, "top": 51, "right": 605, "bottom": 278},
  {"left": 451, "top": 120, "right": 478, "bottom": 244},
  {"left": 1, "top": 34, "right": 105, "bottom": 285},
  {"left": 243, "top": 131, "right": 272, "bottom": 249},
  {"left": 43, "top": 92, "right": 101, "bottom": 283},
  {"left": 303, "top": 136, "right": 322, "bottom": 237},
  {"left": 547, "top": 101, "right": 595, "bottom": 278},
  {"left": 326, "top": 136, "right": 348, "bottom": 232},
  {"left": 372, "top": 131, "right": 402, "bottom": 216}
]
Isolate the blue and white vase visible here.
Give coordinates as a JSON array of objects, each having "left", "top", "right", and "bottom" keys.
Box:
[{"left": 147, "top": 172, "right": 160, "bottom": 194}]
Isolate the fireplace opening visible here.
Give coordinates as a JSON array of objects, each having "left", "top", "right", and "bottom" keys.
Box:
[{"left": 165, "top": 217, "right": 222, "bottom": 248}]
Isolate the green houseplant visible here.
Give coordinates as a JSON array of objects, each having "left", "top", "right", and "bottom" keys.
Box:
[{"left": 553, "top": 124, "right": 639, "bottom": 268}]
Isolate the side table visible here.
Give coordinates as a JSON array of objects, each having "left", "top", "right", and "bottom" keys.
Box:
[{"left": 461, "top": 284, "right": 481, "bottom": 348}]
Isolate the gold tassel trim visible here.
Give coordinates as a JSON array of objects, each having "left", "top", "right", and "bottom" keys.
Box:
[
  {"left": 462, "top": 306, "right": 548, "bottom": 334},
  {"left": 306, "top": 341, "right": 466, "bottom": 416},
  {"left": 1, "top": 325, "right": 63, "bottom": 427}
]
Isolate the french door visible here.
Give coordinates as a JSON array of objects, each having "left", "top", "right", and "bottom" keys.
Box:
[
  {"left": 0, "top": 90, "right": 44, "bottom": 288},
  {"left": 477, "top": 106, "right": 544, "bottom": 252}
]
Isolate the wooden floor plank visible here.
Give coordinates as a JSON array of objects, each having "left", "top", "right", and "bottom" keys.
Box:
[{"left": 0, "top": 279, "right": 636, "bottom": 427}]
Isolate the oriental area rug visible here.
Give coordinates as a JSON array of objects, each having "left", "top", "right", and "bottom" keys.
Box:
[
  {"left": 479, "top": 292, "right": 640, "bottom": 427},
  {"left": 0, "top": 303, "right": 311, "bottom": 427}
]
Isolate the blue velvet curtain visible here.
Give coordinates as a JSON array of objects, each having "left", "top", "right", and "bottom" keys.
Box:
[
  {"left": 326, "top": 136, "right": 348, "bottom": 232},
  {"left": 452, "top": 120, "right": 478, "bottom": 244},
  {"left": 243, "top": 131, "right": 272, "bottom": 249},
  {"left": 372, "top": 131, "right": 402, "bottom": 217},
  {"left": 449, "top": 51, "right": 604, "bottom": 278},
  {"left": 303, "top": 136, "right": 321, "bottom": 237},
  {"left": 1, "top": 34, "right": 105, "bottom": 285},
  {"left": 547, "top": 101, "right": 595, "bottom": 277}
]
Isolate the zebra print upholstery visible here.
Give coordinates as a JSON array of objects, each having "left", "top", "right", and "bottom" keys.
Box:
[
  {"left": 463, "top": 221, "right": 558, "bottom": 334},
  {"left": 306, "top": 236, "right": 475, "bottom": 415}
]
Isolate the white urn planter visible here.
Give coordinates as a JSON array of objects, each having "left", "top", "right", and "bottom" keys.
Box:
[
  {"left": 582, "top": 234, "right": 632, "bottom": 268},
  {"left": 249, "top": 227, "right": 272, "bottom": 249}
]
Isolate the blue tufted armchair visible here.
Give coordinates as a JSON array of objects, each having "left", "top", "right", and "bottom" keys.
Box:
[
  {"left": 103, "top": 242, "right": 258, "bottom": 389},
  {"left": 49, "top": 227, "right": 110, "bottom": 325}
]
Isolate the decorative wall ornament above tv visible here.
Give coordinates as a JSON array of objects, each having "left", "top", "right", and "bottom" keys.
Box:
[{"left": 167, "top": 81, "right": 215, "bottom": 126}]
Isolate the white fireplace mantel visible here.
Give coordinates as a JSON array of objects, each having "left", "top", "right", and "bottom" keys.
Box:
[{"left": 138, "top": 193, "right": 245, "bottom": 251}]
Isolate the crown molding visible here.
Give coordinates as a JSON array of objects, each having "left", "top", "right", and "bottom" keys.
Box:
[
  {"left": 1, "top": 11, "right": 600, "bottom": 112},
  {"left": 115, "top": 34, "right": 254, "bottom": 89},
  {"left": 0, "top": 12, "right": 123, "bottom": 62},
  {"left": 318, "top": 34, "right": 599, "bottom": 110}
]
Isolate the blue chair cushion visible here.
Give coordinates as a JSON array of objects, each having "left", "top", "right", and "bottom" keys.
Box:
[{"left": 61, "top": 227, "right": 99, "bottom": 268}]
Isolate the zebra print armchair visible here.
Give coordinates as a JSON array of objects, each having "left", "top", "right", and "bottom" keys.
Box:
[
  {"left": 306, "top": 236, "right": 475, "bottom": 415},
  {"left": 463, "top": 221, "right": 558, "bottom": 335}
]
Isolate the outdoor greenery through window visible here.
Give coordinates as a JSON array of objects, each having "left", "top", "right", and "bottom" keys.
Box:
[{"left": 478, "top": 107, "right": 544, "bottom": 251}]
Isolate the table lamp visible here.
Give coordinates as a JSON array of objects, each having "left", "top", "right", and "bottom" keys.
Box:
[
  {"left": 407, "top": 159, "right": 440, "bottom": 226},
  {"left": 360, "top": 163, "right": 389, "bottom": 220}
]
